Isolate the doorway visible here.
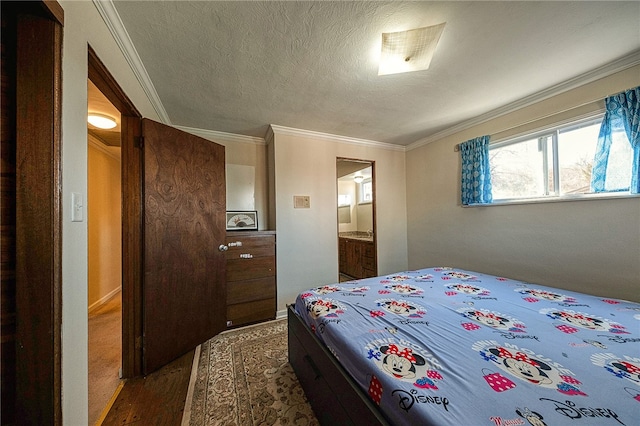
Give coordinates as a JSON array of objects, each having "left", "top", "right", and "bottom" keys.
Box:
[
  {"left": 87, "top": 45, "right": 228, "bottom": 383},
  {"left": 87, "top": 79, "right": 123, "bottom": 423},
  {"left": 336, "top": 158, "right": 377, "bottom": 281}
]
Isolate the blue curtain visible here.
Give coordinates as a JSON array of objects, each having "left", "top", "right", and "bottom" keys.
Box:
[
  {"left": 460, "top": 135, "right": 492, "bottom": 205},
  {"left": 591, "top": 86, "right": 640, "bottom": 193}
]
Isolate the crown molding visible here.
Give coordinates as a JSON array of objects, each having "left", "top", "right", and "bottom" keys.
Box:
[
  {"left": 88, "top": 134, "right": 121, "bottom": 162},
  {"left": 92, "top": 0, "right": 171, "bottom": 124},
  {"left": 174, "top": 125, "right": 265, "bottom": 146},
  {"left": 269, "top": 124, "right": 406, "bottom": 152},
  {"left": 407, "top": 49, "right": 640, "bottom": 151},
  {"left": 264, "top": 126, "right": 275, "bottom": 146}
]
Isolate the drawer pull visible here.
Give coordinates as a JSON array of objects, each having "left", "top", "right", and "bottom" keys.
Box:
[
  {"left": 239, "top": 253, "right": 253, "bottom": 259},
  {"left": 304, "top": 355, "right": 322, "bottom": 380}
]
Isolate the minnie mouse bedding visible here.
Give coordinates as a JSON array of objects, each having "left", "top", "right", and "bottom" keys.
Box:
[{"left": 293, "top": 267, "right": 640, "bottom": 426}]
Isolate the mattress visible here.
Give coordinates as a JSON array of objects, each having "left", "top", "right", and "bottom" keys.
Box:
[{"left": 293, "top": 267, "right": 640, "bottom": 426}]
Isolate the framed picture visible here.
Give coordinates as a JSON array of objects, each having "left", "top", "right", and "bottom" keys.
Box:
[{"left": 226, "top": 210, "right": 258, "bottom": 231}]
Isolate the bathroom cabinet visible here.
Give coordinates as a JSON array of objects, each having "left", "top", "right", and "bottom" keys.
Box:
[{"left": 339, "top": 237, "right": 376, "bottom": 279}]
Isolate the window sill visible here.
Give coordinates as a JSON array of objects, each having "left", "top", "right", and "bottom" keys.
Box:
[{"left": 464, "top": 192, "right": 640, "bottom": 207}]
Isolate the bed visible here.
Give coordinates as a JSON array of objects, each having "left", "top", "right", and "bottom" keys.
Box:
[{"left": 288, "top": 267, "right": 640, "bottom": 426}]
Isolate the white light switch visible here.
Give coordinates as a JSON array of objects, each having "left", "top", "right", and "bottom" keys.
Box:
[{"left": 71, "top": 192, "right": 84, "bottom": 222}]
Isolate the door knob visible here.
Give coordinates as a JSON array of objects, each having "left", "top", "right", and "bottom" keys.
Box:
[{"left": 218, "top": 244, "right": 228, "bottom": 252}]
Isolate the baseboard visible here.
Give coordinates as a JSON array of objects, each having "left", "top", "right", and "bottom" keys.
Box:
[
  {"left": 95, "top": 380, "right": 124, "bottom": 426},
  {"left": 88, "top": 287, "right": 121, "bottom": 313},
  {"left": 276, "top": 309, "right": 287, "bottom": 319},
  {"left": 181, "top": 344, "right": 201, "bottom": 426}
]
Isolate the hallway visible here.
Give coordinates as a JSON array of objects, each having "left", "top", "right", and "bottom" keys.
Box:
[{"left": 89, "top": 292, "right": 121, "bottom": 424}]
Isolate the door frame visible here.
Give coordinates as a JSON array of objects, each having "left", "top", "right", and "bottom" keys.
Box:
[
  {"left": 9, "top": 1, "right": 64, "bottom": 423},
  {"left": 335, "top": 157, "right": 378, "bottom": 278},
  {"left": 88, "top": 46, "right": 143, "bottom": 378}
]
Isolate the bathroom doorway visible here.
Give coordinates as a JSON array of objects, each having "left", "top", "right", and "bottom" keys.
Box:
[{"left": 336, "top": 158, "right": 377, "bottom": 281}]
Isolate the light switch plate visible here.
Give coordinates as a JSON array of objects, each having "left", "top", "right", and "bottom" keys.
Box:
[
  {"left": 71, "top": 192, "right": 83, "bottom": 222},
  {"left": 293, "top": 195, "right": 310, "bottom": 208}
]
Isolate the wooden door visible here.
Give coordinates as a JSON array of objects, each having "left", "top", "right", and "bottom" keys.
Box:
[{"left": 142, "top": 119, "right": 226, "bottom": 374}]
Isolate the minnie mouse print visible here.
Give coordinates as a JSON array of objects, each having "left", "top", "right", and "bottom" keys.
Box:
[
  {"left": 365, "top": 339, "right": 444, "bottom": 389},
  {"left": 591, "top": 353, "right": 640, "bottom": 386},
  {"left": 473, "top": 340, "right": 587, "bottom": 396},
  {"left": 457, "top": 307, "right": 527, "bottom": 332},
  {"left": 540, "top": 308, "right": 629, "bottom": 334},
  {"left": 303, "top": 297, "right": 345, "bottom": 319}
]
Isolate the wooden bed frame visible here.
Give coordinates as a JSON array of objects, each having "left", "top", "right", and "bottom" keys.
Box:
[{"left": 287, "top": 305, "right": 391, "bottom": 426}]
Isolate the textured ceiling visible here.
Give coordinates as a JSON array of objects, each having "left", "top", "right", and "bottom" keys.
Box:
[{"left": 111, "top": 1, "right": 640, "bottom": 146}]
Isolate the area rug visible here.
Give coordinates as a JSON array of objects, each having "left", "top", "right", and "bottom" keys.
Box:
[{"left": 185, "top": 319, "right": 319, "bottom": 425}]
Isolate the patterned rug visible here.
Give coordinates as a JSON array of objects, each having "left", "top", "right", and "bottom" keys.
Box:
[{"left": 185, "top": 319, "right": 319, "bottom": 425}]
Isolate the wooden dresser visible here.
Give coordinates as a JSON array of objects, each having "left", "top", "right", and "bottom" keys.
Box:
[{"left": 225, "top": 230, "right": 276, "bottom": 328}]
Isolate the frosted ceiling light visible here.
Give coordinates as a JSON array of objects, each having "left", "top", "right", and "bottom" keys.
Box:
[
  {"left": 87, "top": 113, "right": 117, "bottom": 129},
  {"left": 354, "top": 175, "right": 364, "bottom": 184},
  {"left": 378, "top": 23, "right": 446, "bottom": 76}
]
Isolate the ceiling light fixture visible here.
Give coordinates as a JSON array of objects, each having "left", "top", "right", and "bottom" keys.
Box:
[
  {"left": 378, "top": 23, "right": 446, "bottom": 76},
  {"left": 354, "top": 175, "right": 364, "bottom": 184},
  {"left": 87, "top": 113, "right": 117, "bottom": 129}
]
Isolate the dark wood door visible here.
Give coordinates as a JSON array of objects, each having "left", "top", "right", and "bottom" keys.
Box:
[{"left": 142, "top": 118, "right": 226, "bottom": 374}]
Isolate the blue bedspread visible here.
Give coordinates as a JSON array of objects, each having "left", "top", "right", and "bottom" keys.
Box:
[{"left": 294, "top": 267, "right": 640, "bottom": 426}]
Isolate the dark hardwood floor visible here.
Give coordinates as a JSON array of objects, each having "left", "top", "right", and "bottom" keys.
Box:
[{"left": 101, "top": 349, "right": 195, "bottom": 425}]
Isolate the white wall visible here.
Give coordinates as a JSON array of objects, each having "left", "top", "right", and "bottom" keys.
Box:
[
  {"left": 406, "top": 65, "right": 640, "bottom": 303},
  {"left": 60, "top": 1, "right": 159, "bottom": 423},
  {"left": 269, "top": 128, "right": 408, "bottom": 311}
]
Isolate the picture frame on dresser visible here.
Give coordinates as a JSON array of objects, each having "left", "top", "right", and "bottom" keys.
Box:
[{"left": 226, "top": 210, "right": 258, "bottom": 231}]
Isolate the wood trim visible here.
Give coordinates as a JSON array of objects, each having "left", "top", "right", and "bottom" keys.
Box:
[
  {"left": 88, "top": 47, "right": 143, "bottom": 378},
  {"left": 15, "top": 8, "right": 63, "bottom": 424},
  {"left": 1, "top": 6, "right": 18, "bottom": 424},
  {"left": 121, "top": 114, "right": 143, "bottom": 377},
  {"left": 88, "top": 46, "right": 140, "bottom": 118},
  {"left": 42, "top": 0, "right": 64, "bottom": 25}
]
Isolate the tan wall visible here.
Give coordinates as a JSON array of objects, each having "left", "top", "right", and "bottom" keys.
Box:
[
  {"left": 87, "top": 139, "right": 122, "bottom": 309},
  {"left": 337, "top": 180, "right": 358, "bottom": 232},
  {"left": 270, "top": 128, "right": 408, "bottom": 311},
  {"left": 175, "top": 128, "right": 270, "bottom": 230},
  {"left": 219, "top": 141, "right": 269, "bottom": 229},
  {"left": 406, "top": 66, "right": 640, "bottom": 302},
  {"left": 357, "top": 202, "right": 373, "bottom": 232}
]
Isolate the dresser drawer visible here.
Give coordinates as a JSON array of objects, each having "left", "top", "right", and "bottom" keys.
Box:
[
  {"left": 227, "top": 256, "right": 275, "bottom": 281},
  {"left": 225, "top": 234, "right": 275, "bottom": 258},
  {"left": 227, "top": 298, "right": 275, "bottom": 326},
  {"left": 225, "top": 231, "right": 276, "bottom": 328},
  {"left": 227, "top": 276, "right": 276, "bottom": 305}
]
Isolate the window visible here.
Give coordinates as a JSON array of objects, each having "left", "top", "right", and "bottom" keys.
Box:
[
  {"left": 338, "top": 194, "right": 352, "bottom": 207},
  {"left": 359, "top": 179, "right": 373, "bottom": 203},
  {"left": 490, "top": 116, "right": 633, "bottom": 202}
]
